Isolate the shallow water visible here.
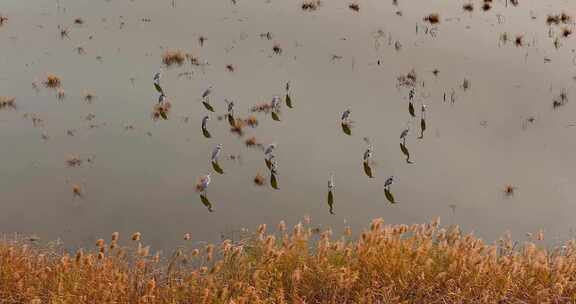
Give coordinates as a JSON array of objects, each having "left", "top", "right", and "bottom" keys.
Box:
[{"left": 2, "top": 0, "right": 576, "bottom": 249}]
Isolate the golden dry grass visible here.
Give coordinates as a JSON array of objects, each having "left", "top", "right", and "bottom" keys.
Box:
[{"left": 2, "top": 219, "right": 576, "bottom": 303}]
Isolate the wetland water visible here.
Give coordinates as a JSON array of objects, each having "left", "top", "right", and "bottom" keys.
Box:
[{"left": 2, "top": 0, "right": 576, "bottom": 249}]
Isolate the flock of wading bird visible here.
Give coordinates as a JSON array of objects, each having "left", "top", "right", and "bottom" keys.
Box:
[
  {"left": 1, "top": 0, "right": 574, "bottom": 215},
  {"left": 152, "top": 64, "right": 429, "bottom": 213}
]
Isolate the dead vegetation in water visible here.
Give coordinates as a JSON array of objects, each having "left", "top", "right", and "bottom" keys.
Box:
[
  {"left": 348, "top": 3, "right": 360, "bottom": 12},
  {"left": 423, "top": 13, "right": 440, "bottom": 24},
  {"left": 0, "top": 96, "right": 16, "bottom": 109},
  {"left": 301, "top": 0, "right": 321, "bottom": 11},
  {"left": 161, "top": 50, "right": 186, "bottom": 67},
  {"left": 396, "top": 69, "right": 418, "bottom": 88},
  {"left": 2, "top": 219, "right": 576, "bottom": 303},
  {"left": 43, "top": 74, "right": 62, "bottom": 89}
]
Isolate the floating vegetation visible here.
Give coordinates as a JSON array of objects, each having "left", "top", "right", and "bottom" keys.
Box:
[
  {"left": 552, "top": 89, "right": 568, "bottom": 109},
  {"left": 503, "top": 184, "right": 516, "bottom": 197},
  {"left": 253, "top": 173, "right": 266, "bottom": 186},
  {"left": 83, "top": 91, "right": 95, "bottom": 103},
  {"left": 423, "top": 13, "right": 440, "bottom": 24},
  {"left": 161, "top": 50, "right": 186, "bottom": 67},
  {"left": 301, "top": 0, "right": 321, "bottom": 11},
  {"left": 151, "top": 102, "right": 171, "bottom": 120},
  {"left": 514, "top": 35, "right": 523, "bottom": 47},
  {"left": 348, "top": 3, "right": 360, "bottom": 12},
  {"left": 396, "top": 69, "right": 417, "bottom": 89},
  {"left": 272, "top": 43, "right": 282, "bottom": 55},
  {"left": 71, "top": 184, "right": 82, "bottom": 198},
  {"left": 0, "top": 96, "right": 16, "bottom": 109},
  {"left": 43, "top": 74, "right": 61, "bottom": 89}
]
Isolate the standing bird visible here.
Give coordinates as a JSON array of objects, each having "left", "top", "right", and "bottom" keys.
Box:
[
  {"left": 202, "top": 115, "right": 210, "bottom": 130},
  {"left": 384, "top": 176, "right": 394, "bottom": 189},
  {"left": 153, "top": 70, "right": 163, "bottom": 94},
  {"left": 211, "top": 144, "right": 223, "bottom": 163},
  {"left": 327, "top": 173, "right": 335, "bottom": 215},
  {"left": 400, "top": 125, "right": 410, "bottom": 144},
  {"left": 196, "top": 173, "right": 211, "bottom": 193},
  {"left": 341, "top": 109, "right": 351, "bottom": 123},
  {"left": 158, "top": 93, "right": 166, "bottom": 104},
  {"left": 264, "top": 143, "right": 276, "bottom": 156},
  {"left": 363, "top": 144, "right": 373, "bottom": 163},
  {"left": 202, "top": 86, "right": 214, "bottom": 99}
]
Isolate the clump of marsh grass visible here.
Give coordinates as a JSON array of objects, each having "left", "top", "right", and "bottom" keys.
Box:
[
  {"left": 3, "top": 218, "right": 576, "bottom": 303},
  {"left": 43, "top": 74, "right": 61, "bottom": 89},
  {"left": 301, "top": 0, "right": 321, "bottom": 11},
  {"left": 348, "top": 3, "right": 360, "bottom": 12},
  {"left": 423, "top": 13, "right": 440, "bottom": 24},
  {"left": 0, "top": 96, "right": 16, "bottom": 109},
  {"left": 162, "top": 50, "right": 186, "bottom": 67}
]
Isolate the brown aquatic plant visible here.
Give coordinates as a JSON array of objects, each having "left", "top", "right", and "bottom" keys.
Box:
[
  {"left": 514, "top": 35, "right": 523, "bottom": 47},
  {"left": 301, "top": 0, "right": 321, "bottom": 11},
  {"left": 253, "top": 173, "right": 266, "bottom": 186},
  {"left": 423, "top": 13, "right": 440, "bottom": 24},
  {"left": 272, "top": 43, "right": 282, "bottom": 55},
  {"left": 0, "top": 96, "right": 16, "bottom": 109},
  {"left": 162, "top": 50, "right": 186, "bottom": 67},
  {"left": 43, "top": 74, "right": 61, "bottom": 89},
  {"left": 348, "top": 3, "right": 360, "bottom": 12},
  {"left": 503, "top": 184, "right": 516, "bottom": 197}
]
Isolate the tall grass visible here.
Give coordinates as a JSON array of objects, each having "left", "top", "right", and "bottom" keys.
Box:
[{"left": 2, "top": 219, "right": 576, "bottom": 303}]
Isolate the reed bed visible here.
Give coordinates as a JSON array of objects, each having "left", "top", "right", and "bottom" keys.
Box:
[{"left": 2, "top": 219, "right": 576, "bottom": 303}]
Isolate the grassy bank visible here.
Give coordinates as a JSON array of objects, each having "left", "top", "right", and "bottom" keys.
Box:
[{"left": 1, "top": 219, "right": 575, "bottom": 303}]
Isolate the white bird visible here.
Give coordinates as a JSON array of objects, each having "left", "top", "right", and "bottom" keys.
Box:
[
  {"left": 211, "top": 144, "right": 222, "bottom": 162},
  {"left": 384, "top": 176, "right": 394, "bottom": 188},
  {"left": 202, "top": 115, "right": 210, "bottom": 129},
  {"left": 264, "top": 143, "right": 276, "bottom": 156},
  {"left": 202, "top": 86, "right": 213, "bottom": 99},
  {"left": 197, "top": 173, "right": 211, "bottom": 193},
  {"left": 328, "top": 173, "right": 335, "bottom": 192},
  {"left": 363, "top": 144, "right": 373, "bottom": 162},
  {"left": 341, "top": 109, "right": 351, "bottom": 122},
  {"left": 271, "top": 95, "right": 281, "bottom": 112},
  {"left": 158, "top": 93, "right": 166, "bottom": 103},
  {"left": 225, "top": 99, "right": 234, "bottom": 115},
  {"left": 153, "top": 70, "right": 162, "bottom": 85},
  {"left": 400, "top": 127, "right": 410, "bottom": 141}
]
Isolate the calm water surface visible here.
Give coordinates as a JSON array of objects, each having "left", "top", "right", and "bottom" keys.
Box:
[{"left": 2, "top": 0, "right": 576, "bottom": 249}]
